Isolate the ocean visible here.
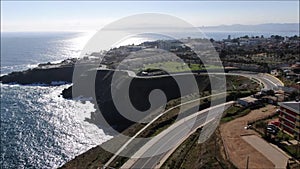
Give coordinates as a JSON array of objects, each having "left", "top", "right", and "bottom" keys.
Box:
[
  {"left": 0, "top": 32, "right": 112, "bottom": 168},
  {"left": 0, "top": 30, "right": 298, "bottom": 168}
]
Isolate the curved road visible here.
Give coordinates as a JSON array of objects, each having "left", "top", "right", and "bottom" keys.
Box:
[
  {"left": 222, "top": 72, "right": 284, "bottom": 90},
  {"left": 122, "top": 101, "right": 234, "bottom": 169},
  {"left": 104, "top": 72, "right": 283, "bottom": 169},
  {"left": 125, "top": 69, "right": 284, "bottom": 90}
]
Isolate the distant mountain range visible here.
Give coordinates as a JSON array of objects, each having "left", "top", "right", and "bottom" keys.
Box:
[{"left": 200, "top": 23, "right": 299, "bottom": 32}]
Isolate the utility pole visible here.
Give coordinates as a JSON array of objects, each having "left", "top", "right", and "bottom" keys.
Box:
[{"left": 246, "top": 156, "right": 249, "bottom": 169}]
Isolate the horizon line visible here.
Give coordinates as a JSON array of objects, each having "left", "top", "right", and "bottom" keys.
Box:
[{"left": 1, "top": 22, "right": 299, "bottom": 33}]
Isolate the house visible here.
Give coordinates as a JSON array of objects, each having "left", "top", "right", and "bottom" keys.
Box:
[
  {"left": 238, "top": 97, "right": 258, "bottom": 107},
  {"left": 278, "top": 101, "right": 300, "bottom": 140},
  {"left": 278, "top": 86, "right": 297, "bottom": 95},
  {"left": 261, "top": 96, "right": 278, "bottom": 105}
]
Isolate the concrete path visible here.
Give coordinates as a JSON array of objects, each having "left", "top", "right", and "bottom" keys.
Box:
[{"left": 242, "top": 135, "right": 289, "bottom": 169}]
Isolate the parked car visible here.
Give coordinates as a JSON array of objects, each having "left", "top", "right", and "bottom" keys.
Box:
[{"left": 266, "top": 124, "right": 279, "bottom": 134}]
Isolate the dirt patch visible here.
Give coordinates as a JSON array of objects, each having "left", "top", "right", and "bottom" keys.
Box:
[{"left": 220, "top": 105, "right": 278, "bottom": 169}]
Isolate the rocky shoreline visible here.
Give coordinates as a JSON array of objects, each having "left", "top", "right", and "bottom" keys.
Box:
[
  {"left": 0, "top": 58, "right": 211, "bottom": 130},
  {"left": 0, "top": 59, "right": 76, "bottom": 85},
  {"left": 2, "top": 35, "right": 298, "bottom": 168}
]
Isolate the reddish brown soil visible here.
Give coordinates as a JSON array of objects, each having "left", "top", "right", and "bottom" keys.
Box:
[{"left": 220, "top": 105, "right": 277, "bottom": 169}]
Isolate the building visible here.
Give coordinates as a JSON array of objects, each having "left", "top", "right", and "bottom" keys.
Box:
[
  {"left": 261, "top": 96, "right": 278, "bottom": 105},
  {"left": 278, "top": 101, "right": 300, "bottom": 140},
  {"left": 237, "top": 96, "right": 258, "bottom": 107}
]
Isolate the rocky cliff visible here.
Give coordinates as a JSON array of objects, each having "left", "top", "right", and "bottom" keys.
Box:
[
  {"left": 63, "top": 69, "right": 210, "bottom": 131},
  {"left": 1, "top": 63, "right": 210, "bottom": 131},
  {"left": 0, "top": 65, "right": 74, "bottom": 85}
]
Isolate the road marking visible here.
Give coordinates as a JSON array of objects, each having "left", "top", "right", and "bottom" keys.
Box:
[
  {"left": 104, "top": 72, "right": 282, "bottom": 168},
  {"left": 124, "top": 101, "right": 234, "bottom": 169},
  {"left": 265, "top": 73, "right": 284, "bottom": 86},
  {"left": 263, "top": 77, "right": 278, "bottom": 88},
  {"left": 103, "top": 92, "right": 227, "bottom": 168}
]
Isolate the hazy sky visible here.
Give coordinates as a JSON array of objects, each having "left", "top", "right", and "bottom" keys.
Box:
[{"left": 1, "top": 1, "right": 299, "bottom": 32}]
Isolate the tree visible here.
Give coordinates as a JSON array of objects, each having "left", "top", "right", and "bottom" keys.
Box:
[
  {"left": 232, "top": 38, "right": 239, "bottom": 43},
  {"left": 266, "top": 90, "right": 275, "bottom": 96},
  {"left": 289, "top": 91, "right": 300, "bottom": 101}
]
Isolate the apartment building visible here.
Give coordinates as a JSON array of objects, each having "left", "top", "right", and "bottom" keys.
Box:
[{"left": 278, "top": 101, "right": 300, "bottom": 140}]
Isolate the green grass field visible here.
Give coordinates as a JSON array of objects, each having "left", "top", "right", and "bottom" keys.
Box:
[{"left": 138, "top": 61, "right": 222, "bottom": 73}]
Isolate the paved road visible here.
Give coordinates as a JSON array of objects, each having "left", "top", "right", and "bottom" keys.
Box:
[
  {"left": 215, "top": 72, "right": 284, "bottom": 90},
  {"left": 103, "top": 92, "right": 227, "bottom": 167},
  {"left": 130, "top": 70, "right": 283, "bottom": 90},
  {"left": 124, "top": 70, "right": 284, "bottom": 89},
  {"left": 242, "top": 135, "right": 289, "bottom": 169},
  {"left": 104, "top": 71, "right": 283, "bottom": 169},
  {"left": 248, "top": 73, "right": 283, "bottom": 90},
  {"left": 122, "top": 101, "right": 235, "bottom": 169},
  {"left": 114, "top": 69, "right": 283, "bottom": 90}
]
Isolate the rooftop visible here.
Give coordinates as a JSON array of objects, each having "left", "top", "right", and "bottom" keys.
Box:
[
  {"left": 279, "top": 101, "right": 300, "bottom": 113},
  {"left": 239, "top": 96, "right": 258, "bottom": 103}
]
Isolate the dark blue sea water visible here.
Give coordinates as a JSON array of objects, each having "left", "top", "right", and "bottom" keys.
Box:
[
  {"left": 1, "top": 32, "right": 113, "bottom": 168},
  {"left": 0, "top": 30, "right": 298, "bottom": 168},
  {"left": 1, "top": 32, "right": 92, "bottom": 75}
]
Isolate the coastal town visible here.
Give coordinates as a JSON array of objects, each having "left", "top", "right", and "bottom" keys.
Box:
[
  {"left": 2, "top": 1, "right": 300, "bottom": 169},
  {"left": 91, "top": 34, "right": 300, "bottom": 74},
  {"left": 2, "top": 34, "right": 299, "bottom": 169},
  {"left": 64, "top": 35, "right": 300, "bottom": 169}
]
